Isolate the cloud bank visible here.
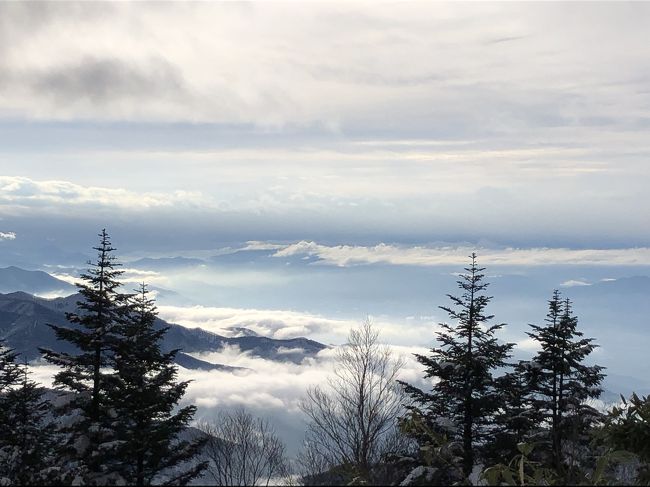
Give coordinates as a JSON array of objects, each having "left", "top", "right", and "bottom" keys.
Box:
[
  {"left": 271, "top": 241, "right": 650, "bottom": 267},
  {"left": 156, "top": 303, "right": 441, "bottom": 348},
  {"left": 0, "top": 176, "right": 208, "bottom": 214},
  {"left": 157, "top": 304, "right": 353, "bottom": 341}
]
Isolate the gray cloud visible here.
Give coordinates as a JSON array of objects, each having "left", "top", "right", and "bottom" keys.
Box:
[
  {"left": 0, "top": 2, "right": 647, "bottom": 133},
  {"left": 33, "top": 56, "right": 187, "bottom": 105}
]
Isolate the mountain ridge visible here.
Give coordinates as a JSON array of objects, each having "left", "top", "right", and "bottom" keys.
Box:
[
  {"left": 0, "top": 266, "right": 76, "bottom": 295},
  {"left": 0, "top": 291, "right": 327, "bottom": 371}
]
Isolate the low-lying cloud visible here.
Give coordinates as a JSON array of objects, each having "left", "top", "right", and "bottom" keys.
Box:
[
  {"left": 560, "top": 279, "right": 591, "bottom": 288},
  {"left": 168, "top": 343, "right": 431, "bottom": 455},
  {"left": 157, "top": 304, "right": 441, "bottom": 347},
  {"left": 272, "top": 241, "right": 650, "bottom": 267},
  {"left": 157, "top": 304, "right": 355, "bottom": 342},
  {"left": 27, "top": 341, "right": 432, "bottom": 455},
  {"left": 51, "top": 267, "right": 168, "bottom": 288}
]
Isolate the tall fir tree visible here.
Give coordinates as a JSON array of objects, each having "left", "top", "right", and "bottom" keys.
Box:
[
  {"left": 40, "top": 229, "right": 131, "bottom": 484},
  {"left": 0, "top": 365, "right": 58, "bottom": 485},
  {"left": 110, "top": 284, "right": 207, "bottom": 485},
  {"left": 399, "top": 253, "right": 514, "bottom": 477},
  {"left": 527, "top": 290, "right": 605, "bottom": 479}
]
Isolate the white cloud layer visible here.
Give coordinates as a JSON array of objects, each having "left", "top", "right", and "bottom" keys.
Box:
[
  {"left": 157, "top": 303, "right": 442, "bottom": 347},
  {"left": 182, "top": 343, "right": 430, "bottom": 411},
  {"left": 272, "top": 241, "right": 650, "bottom": 267},
  {"left": 51, "top": 267, "right": 167, "bottom": 288},
  {"left": 0, "top": 231, "right": 16, "bottom": 241},
  {"left": 560, "top": 279, "right": 591, "bottom": 288},
  {"left": 157, "top": 304, "right": 353, "bottom": 341},
  {"left": 0, "top": 176, "right": 208, "bottom": 214},
  {"left": 2, "top": 156, "right": 648, "bottom": 248}
]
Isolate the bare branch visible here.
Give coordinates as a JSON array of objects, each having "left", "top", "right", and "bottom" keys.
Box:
[
  {"left": 298, "top": 318, "right": 406, "bottom": 483},
  {"left": 197, "top": 408, "right": 290, "bottom": 486}
]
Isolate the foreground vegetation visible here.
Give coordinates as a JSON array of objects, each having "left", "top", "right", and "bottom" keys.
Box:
[{"left": 298, "top": 254, "right": 649, "bottom": 486}]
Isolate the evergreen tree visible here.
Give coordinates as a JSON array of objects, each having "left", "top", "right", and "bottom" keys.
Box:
[
  {"left": 0, "top": 339, "right": 21, "bottom": 396},
  {"left": 527, "top": 290, "right": 605, "bottom": 479},
  {"left": 110, "top": 283, "right": 207, "bottom": 485},
  {"left": 399, "top": 253, "right": 514, "bottom": 477},
  {"left": 487, "top": 360, "right": 544, "bottom": 463},
  {"left": 40, "top": 229, "right": 130, "bottom": 484},
  {"left": 0, "top": 341, "right": 25, "bottom": 484},
  {"left": 0, "top": 366, "right": 58, "bottom": 485}
]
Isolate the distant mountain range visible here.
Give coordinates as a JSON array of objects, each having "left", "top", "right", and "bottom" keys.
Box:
[
  {"left": 0, "top": 266, "right": 76, "bottom": 295},
  {"left": 127, "top": 247, "right": 322, "bottom": 271},
  {"left": 128, "top": 256, "right": 207, "bottom": 269},
  {"left": 0, "top": 289, "right": 327, "bottom": 372}
]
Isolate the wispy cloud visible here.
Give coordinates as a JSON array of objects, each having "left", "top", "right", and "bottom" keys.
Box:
[
  {"left": 560, "top": 279, "right": 591, "bottom": 288},
  {"left": 0, "top": 231, "right": 16, "bottom": 241},
  {"left": 48, "top": 273, "right": 82, "bottom": 287}
]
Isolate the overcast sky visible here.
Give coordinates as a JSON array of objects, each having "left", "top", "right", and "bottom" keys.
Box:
[
  {"left": 5, "top": 3, "right": 650, "bottom": 441},
  {"left": 1, "top": 2, "right": 649, "bottom": 253}
]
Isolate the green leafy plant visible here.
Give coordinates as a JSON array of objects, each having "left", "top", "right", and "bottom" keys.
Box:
[
  {"left": 599, "top": 393, "right": 650, "bottom": 484},
  {"left": 481, "top": 443, "right": 557, "bottom": 486}
]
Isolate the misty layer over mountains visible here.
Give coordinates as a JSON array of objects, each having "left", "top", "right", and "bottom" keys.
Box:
[
  {"left": 0, "top": 288, "right": 326, "bottom": 368},
  {"left": 0, "top": 266, "right": 76, "bottom": 295},
  {"left": 1, "top": 240, "right": 649, "bottom": 397}
]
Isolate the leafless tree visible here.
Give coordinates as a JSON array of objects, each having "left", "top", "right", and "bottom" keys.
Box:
[
  {"left": 197, "top": 407, "right": 290, "bottom": 486},
  {"left": 298, "top": 318, "right": 406, "bottom": 482}
]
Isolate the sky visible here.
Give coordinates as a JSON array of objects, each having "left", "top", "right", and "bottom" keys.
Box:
[
  {"left": 3, "top": 1, "right": 650, "bottom": 455},
  {"left": 0, "top": 2, "right": 649, "bottom": 252}
]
